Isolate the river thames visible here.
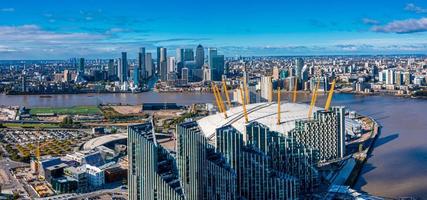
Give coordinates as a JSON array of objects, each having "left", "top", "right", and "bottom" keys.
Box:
[{"left": 0, "top": 92, "right": 426, "bottom": 198}]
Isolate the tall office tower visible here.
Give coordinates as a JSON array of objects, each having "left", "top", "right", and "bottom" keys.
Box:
[
  {"left": 295, "top": 58, "right": 304, "bottom": 80},
  {"left": 159, "top": 48, "right": 168, "bottom": 81},
  {"left": 138, "top": 47, "right": 146, "bottom": 81},
  {"left": 176, "top": 121, "right": 237, "bottom": 200},
  {"left": 78, "top": 58, "right": 85, "bottom": 75},
  {"left": 128, "top": 122, "right": 185, "bottom": 200},
  {"left": 71, "top": 57, "right": 78, "bottom": 69},
  {"left": 176, "top": 48, "right": 184, "bottom": 63},
  {"left": 210, "top": 55, "right": 225, "bottom": 81},
  {"left": 272, "top": 66, "right": 280, "bottom": 80},
  {"left": 107, "top": 59, "right": 116, "bottom": 79},
  {"left": 216, "top": 122, "right": 317, "bottom": 199},
  {"left": 133, "top": 67, "right": 139, "bottom": 86},
  {"left": 176, "top": 48, "right": 185, "bottom": 79},
  {"left": 167, "top": 57, "right": 176, "bottom": 73},
  {"left": 117, "top": 58, "right": 123, "bottom": 82},
  {"left": 290, "top": 106, "right": 346, "bottom": 161},
  {"left": 208, "top": 48, "right": 218, "bottom": 68},
  {"left": 145, "top": 53, "right": 153, "bottom": 78},
  {"left": 183, "top": 48, "right": 194, "bottom": 62},
  {"left": 260, "top": 76, "right": 273, "bottom": 102},
  {"left": 156, "top": 47, "right": 162, "bottom": 74},
  {"left": 119, "top": 52, "right": 128, "bottom": 83},
  {"left": 195, "top": 44, "right": 204, "bottom": 68}
]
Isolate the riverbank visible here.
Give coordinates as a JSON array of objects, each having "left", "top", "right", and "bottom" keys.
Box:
[{"left": 346, "top": 117, "right": 381, "bottom": 187}]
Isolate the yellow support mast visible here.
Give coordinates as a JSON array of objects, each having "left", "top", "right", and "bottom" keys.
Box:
[
  {"left": 222, "top": 79, "right": 232, "bottom": 108},
  {"left": 269, "top": 79, "right": 273, "bottom": 103},
  {"left": 243, "top": 77, "right": 250, "bottom": 105},
  {"left": 277, "top": 86, "right": 281, "bottom": 125},
  {"left": 213, "top": 84, "right": 227, "bottom": 118},
  {"left": 240, "top": 86, "right": 249, "bottom": 123},
  {"left": 324, "top": 79, "right": 336, "bottom": 111},
  {"left": 292, "top": 77, "right": 298, "bottom": 103},
  {"left": 215, "top": 84, "right": 228, "bottom": 118},
  {"left": 212, "top": 84, "right": 225, "bottom": 118},
  {"left": 308, "top": 78, "right": 321, "bottom": 119}
]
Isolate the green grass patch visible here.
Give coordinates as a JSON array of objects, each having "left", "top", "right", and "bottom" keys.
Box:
[
  {"left": 30, "top": 106, "right": 101, "bottom": 115},
  {"left": 3, "top": 123, "right": 60, "bottom": 128}
]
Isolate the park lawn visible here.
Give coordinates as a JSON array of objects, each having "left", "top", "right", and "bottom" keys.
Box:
[
  {"left": 3, "top": 123, "right": 60, "bottom": 128},
  {"left": 30, "top": 106, "right": 101, "bottom": 115}
]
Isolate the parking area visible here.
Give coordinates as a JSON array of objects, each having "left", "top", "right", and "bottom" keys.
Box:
[{"left": 0, "top": 129, "right": 94, "bottom": 162}]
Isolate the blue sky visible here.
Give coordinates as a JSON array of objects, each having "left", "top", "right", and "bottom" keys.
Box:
[{"left": 1, "top": 0, "right": 427, "bottom": 59}]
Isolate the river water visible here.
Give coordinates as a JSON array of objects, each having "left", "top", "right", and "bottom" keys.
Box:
[{"left": 0, "top": 92, "right": 426, "bottom": 198}]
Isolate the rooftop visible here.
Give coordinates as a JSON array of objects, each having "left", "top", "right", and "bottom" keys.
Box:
[
  {"left": 83, "top": 133, "right": 127, "bottom": 150},
  {"left": 197, "top": 102, "right": 321, "bottom": 140}
]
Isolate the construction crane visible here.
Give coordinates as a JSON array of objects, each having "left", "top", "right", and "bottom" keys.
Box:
[
  {"left": 243, "top": 77, "right": 250, "bottom": 105},
  {"left": 277, "top": 86, "right": 281, "bottom": 125},
  {"left": 324, "top": 79, "right": 336, "bottom": 111},
  {"left": 308, "top": 78, "right": 321, "bottom": 119},
  {"left": 222, "top": 79, "right": 232, "bottom": 108},
  {"left": 32, "top": 140, "right": 50, "bottom": 179},
  {"left": 240, "top": 86, "right": 249, "bottom": 123},
  {"left": 292, "top": 78, "right": 298, "bottom": 103},
  {"left": 212, "top": 84, "right": 227, "bottom": 118}
]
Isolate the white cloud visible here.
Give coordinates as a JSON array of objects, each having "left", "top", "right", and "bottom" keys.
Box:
[
  {"left": 0, "top": 25, "right": 106, "bottom": 42},
  {"left": 405, "top": 3, "right": 427, "bottom": 14},
  {"left": 0, "top": 8, "right": 14, "bottom": 12},
  {"left": 0, "top": 45, "right": 17, "bottom": 53},
  {"left": 362, "top": 18, "right": 380, "bottom": 25},
  {"left": 371, "top": 18, "right": 427, "bottom": 33}
]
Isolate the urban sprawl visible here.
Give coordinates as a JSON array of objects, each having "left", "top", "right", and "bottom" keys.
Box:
[{"left": 0, "top": 44, "right": 426, "bottom": 200}]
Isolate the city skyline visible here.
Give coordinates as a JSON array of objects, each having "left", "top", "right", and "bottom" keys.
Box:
[{"left": 1, "top": 0, "right": 427, "bottom": 59}]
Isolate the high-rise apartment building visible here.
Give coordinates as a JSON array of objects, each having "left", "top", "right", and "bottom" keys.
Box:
[
  {"left": 176, "top": 121, "right": 237, "bottom": 200},
  {"left": 216, "top": 122, "right": 319, "bottom": 198},
  {"left": 289, "top": 107, "right": 346, "bottom": 161},
  {"left": 128, "top": 122, "right": 185, "bottom": 200}
]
